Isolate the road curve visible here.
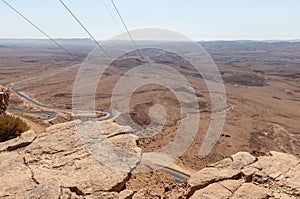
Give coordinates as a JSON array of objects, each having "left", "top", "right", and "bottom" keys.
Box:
[
  {"left": 10, "top": 81, "right": 190, "bottom": 182},
  {"left": 10, "top": 82, "right": 115, "bottom": 120},
  {"left": 8, "top": 108, "right": 58, "bottom": 120},
  {"left": 163, "top": 167, "right": 190, "bottom": 182}
]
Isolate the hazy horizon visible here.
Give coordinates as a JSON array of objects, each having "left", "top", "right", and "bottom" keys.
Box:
[
  {"left": 1, "top": 0, "right": 299, "bottom": 41},
  {"left": 1, "top": 37, "right": 300, "bottom": 43}
]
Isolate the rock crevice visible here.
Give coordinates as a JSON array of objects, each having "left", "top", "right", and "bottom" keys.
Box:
[{"left": 0, "top": 120, "right": 299, "bottom": 198}]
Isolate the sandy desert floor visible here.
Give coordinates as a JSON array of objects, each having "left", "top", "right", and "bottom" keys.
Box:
[{"left": 1, "top": 39, "right": 299, "bottom": 171}]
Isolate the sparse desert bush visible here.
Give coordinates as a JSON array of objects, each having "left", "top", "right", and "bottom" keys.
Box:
[{"left": 0, "top": 115, "right": 29, "bottom": 142}]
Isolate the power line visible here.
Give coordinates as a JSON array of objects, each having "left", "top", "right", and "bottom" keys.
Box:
[
  {"left": 110, "top": 0, "right": 144, "bottom": 59},
  {"left": 58, "top": 0, "right": 112, "bottom": 61},
  {"left": 102, "top": 0, "right": 124, "bottom": 34},
  {"left": 109, "top": 0, "right": 176, "bottom": 121},
  {"left": 1, "top": 0, "right": 75, "bottom": 58},
  {"left": 109, "top": 0, "right": 167, "bottom": 116}
]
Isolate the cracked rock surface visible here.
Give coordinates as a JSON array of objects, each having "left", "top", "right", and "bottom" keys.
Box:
[
  {"left": 0, "top": 120, "right": 140, "bottom": 198},
  {"left": 0, "top": 120, "right": 299, "bottom": 198},
  {"left": 165, "top": 151, "right": 300, "bottom": 199},
  {"left": 0, "top": 130, "right": 36, "bottom": 152}
]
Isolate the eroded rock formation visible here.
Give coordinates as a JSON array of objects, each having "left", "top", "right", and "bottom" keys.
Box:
[
  {"left": 0, "top": 86, "right": 9, "bottom": 115},
  {"left": 0, "top": 120, "right": 299, "bottom": 198}
]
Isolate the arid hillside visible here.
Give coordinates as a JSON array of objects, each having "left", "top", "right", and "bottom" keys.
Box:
[{"left": 1, "top": 39, "right": 299, "bottom": 171}]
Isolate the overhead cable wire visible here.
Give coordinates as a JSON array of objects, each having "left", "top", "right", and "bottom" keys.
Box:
[
  {"left": 102, "top": 0, "right": 124, "bottom": 34},
  {"left": 1, "top": 0, "right": 76, "bottom": 58},
  {"left": 58, "top": 0, "right": 112, "bottom": 61},
  {"left": 110, "top": 0, "right": 144, "bottom": 59},
  {"left": 110, "top": 0, "right": 177, "bottom": 111}
]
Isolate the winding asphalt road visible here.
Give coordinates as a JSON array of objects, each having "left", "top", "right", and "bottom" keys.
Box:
[
  {"left": 8, "top": 108, "right": 57, "bottom": 120},
  {"left": 10, "top": 81, "right": 190, "bottom": 182},
  {"left": 160, "top": 166, "right": 190, "bottom": 182},
  {"left": 10, "top": 81, "right": 115, "bottom": 121}
]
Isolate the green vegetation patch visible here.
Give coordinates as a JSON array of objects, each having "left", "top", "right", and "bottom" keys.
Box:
[{"left": 0, "top": 115, "right": 29, "bottom": 142}]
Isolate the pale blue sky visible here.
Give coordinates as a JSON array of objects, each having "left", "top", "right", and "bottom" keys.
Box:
[{"left": 0, "top": 0, "right": 299, "bottom": 41}]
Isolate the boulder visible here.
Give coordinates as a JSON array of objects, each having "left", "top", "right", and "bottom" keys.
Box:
[
  {"left": 188, "top": 167, "right": 241, "bottom": 189},
  {"left": 231, "top": 152, "right": 257, "bottom": 169},
  {"left": 209, "top": 152, "right": 257, "bottom": 169},
  {"left": 231, "top": 183, "right": 271, "bottom": 199},
  {"left": 0, "top": 130, "right": 36, "bottom": 152},
  {"left": 190, "top": 183, "right": 232, "bottom": 199},
  {"left": 0, "top": 86, "right": 9, "bottom": 115},
  {"left": 0, "top": 120, "right": 142, "bottom": 198}
]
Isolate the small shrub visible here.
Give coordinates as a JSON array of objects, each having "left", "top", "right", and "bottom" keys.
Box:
[{"left": 0, "top": 115, "right": 29, "bottom": 142}]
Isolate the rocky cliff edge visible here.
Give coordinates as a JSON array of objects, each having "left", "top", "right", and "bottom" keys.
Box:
[{"left": 0, "top": 120, "right": 299, "bottom": 199}]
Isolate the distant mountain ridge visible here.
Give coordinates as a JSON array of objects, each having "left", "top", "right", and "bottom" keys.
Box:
[{"left": 1, "top": 38, "right": 300, "bottom": 45}]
